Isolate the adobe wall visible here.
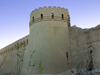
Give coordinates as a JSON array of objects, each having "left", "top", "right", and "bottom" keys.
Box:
[
  {"left": 70, "top": 25, "right": 100, "bottom": 69},
  {"left": 0, "top": 6, "right": 71, "bottom": 75},
  {"left": 0, "top": 35, "right": 29, "bottom": 74},
  {"left": 27, "top": 6, "right": 71, "bottom": 74},
  {"left": 1, "top": 6, "right": 100, "bottom": 75}
]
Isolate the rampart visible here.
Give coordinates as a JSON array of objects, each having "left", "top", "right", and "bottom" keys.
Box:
[
  {"left": 0, "top": 6, "right": 100, "bottom": 75},
  {"left": 0, "top": 35, "right": 29, "bottom": 74},
  {"left": 0, "top": 35, "right": 29, "bottom": 54},
  {"left": 70, "top": 25, "right": 100, "bottom": 70}
]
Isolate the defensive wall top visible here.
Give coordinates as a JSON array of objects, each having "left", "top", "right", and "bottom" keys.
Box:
[
  {"left": 0, "top": 35, "right": 29, "bottom": 54},
  {"left": 29, "top": 6, "right": 70, "bottom": 26},
  {"left": 30, "top": 6, "right": 69, "bottom": 15}
]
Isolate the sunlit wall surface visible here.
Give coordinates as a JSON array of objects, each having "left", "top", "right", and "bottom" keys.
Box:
[{"left": 0, "top": 0, "right": 100, "bottom": 49}]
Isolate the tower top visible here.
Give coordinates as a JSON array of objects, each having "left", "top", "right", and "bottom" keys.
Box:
[
  {"left": 30, "top": 6, "right": 69, "bottom": 15},
  {"left": 29, "top": 6, "right": 70, "bottom": 27}
]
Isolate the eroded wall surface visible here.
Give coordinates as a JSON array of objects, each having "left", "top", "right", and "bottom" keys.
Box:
[
  {"left": 25, "top": 6, "right": 71, "bottom": 75},
  {"left": 70, "top": 25, "right": 100, "bottom": 70},
  {"left": 0, "top": 35, "right": 29, "bottom": 75},
  {"left": 0, "top": 24, "right": 100, "bottom": 75}
]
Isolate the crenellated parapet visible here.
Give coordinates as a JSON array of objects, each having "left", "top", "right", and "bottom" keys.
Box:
[
  {"left": 0, "top": 35, "right": 29, "bottom": 54},
  {"left": 29, "top": 6, "right": 70, "bottom": 27}
]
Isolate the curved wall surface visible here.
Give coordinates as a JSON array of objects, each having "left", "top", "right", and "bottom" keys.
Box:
[
  {"left": 0, "top": 6, "right": 71, "bottom": 75},
  {"left": 26, "top": 6, "right": 71, "bottom": 74},
  {"left": 1, "top": 6, "right": 100, "bottom": 75}
]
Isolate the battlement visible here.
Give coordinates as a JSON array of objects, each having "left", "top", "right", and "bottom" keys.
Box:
[
  {"left": 29, "top": 6, "right": 70, "bottom": 27},
  {"left": 0, "top": 35, "right": 29, "bottom": 54}
]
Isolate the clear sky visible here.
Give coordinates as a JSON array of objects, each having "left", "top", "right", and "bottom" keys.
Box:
[{"left": 0, "top": 0, "right": 100, "bottom": 49}]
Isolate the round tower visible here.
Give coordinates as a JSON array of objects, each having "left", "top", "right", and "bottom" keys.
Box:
[{"left": 25, "top": 6, "right": 71, "bottom": 74}]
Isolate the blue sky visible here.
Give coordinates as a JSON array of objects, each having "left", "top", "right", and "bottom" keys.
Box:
[{"left": 0, "top": 0, "right": 100, "bottom": 49}]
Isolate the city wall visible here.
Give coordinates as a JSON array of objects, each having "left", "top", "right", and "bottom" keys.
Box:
[
  {"left": 0, "top": 35, "right": 29, "bottom": 74},
  {"left": 70, "top": 25, "right": 100, "bottom": 69},
  {"left": 0, "top": 6, "right": 100, "bottom": 75},
  {"left": 0, "top": 24, "right": 100, "bottom": 75}
]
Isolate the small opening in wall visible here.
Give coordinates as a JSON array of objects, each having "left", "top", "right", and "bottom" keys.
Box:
[
  {"left": 68, "top": 24, "right": 70, "bottom": 27},
  {"left": 66, "top": 52, "right": 68, "bottom": 59},
  {"left": 33, "top": 17, "right": 34, "bottom": 22},
  {"left": 62, "top": 14, "right": 64, "bottom": 19},
  {"left": 90, "top": 50, "right": 92, "bottom": 54},
  {"left": 51, "top": 13, "right": 54, "bottom": 19},
  {"left": 68, "top": 15, "right": 69, "bottom": 18},
  {"left": 41, "top": 14, "right": 43, "bottom": 20}
]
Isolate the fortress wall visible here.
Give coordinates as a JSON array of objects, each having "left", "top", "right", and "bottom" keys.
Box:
[
  {"left": 26, "top": 7, "right": 71, "bottom": 75},
  {"left": 28, "top": 21, "right": 70, "bottom": 74},
  {"left": 0, "top": 35, "right": 29, "bottom": 74},
  {"left": 70, "top": 25, "right": 100, "bottom": 69}
]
